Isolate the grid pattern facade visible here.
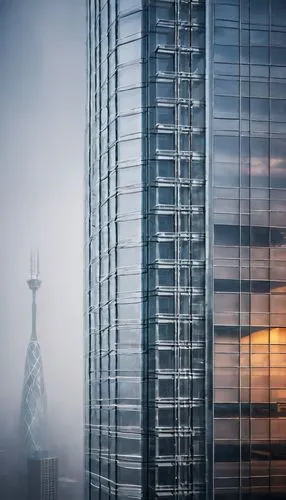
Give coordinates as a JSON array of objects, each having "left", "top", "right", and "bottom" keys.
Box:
[
  {"left": 85, "top": 0, "right": 209, "bottom": 499},
  {"left": 86, "top": 2, "right": 144, "bottom": 498},
  {"left": 212, "top": 0, "right": 286, "bottom": 498},
  {"left": 85, "top": 0, "right": 286, "bottom": 499},
  {"left": 27, "top": 456, "right": 58, "bottom": 500}
]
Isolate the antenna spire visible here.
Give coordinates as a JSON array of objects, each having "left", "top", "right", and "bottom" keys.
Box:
[
  {"left": 30, "top": 250, "right": 33, "bottom": 278},
  {"left": 27, "top": 250, "right": 42, "bottom": 341},
  {"left": 37, "top": 251, "right": 40, "bottom": 277}
]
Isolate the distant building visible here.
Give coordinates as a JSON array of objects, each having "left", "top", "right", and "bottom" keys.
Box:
[
  {"left": 20, "top": 252, "right": 47, "bottom": 456},
  {"left": 19, "top": 254, "right": 59, "bottom": 500},
  {"left": 27, "top": 452, "right": 58, "bottom": 500}
]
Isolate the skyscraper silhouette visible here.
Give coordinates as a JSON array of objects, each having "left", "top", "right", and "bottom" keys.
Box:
[
  {"left": 20, "top": 252, "right": 47, "bottom": 456},
  {"left": 19, "top": 254, "right": 58, "bottom": 500}
]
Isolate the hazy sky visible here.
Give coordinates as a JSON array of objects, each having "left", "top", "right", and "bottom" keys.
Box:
[{"left": 0, "top": 0, "right": 85, "bottom": 476}]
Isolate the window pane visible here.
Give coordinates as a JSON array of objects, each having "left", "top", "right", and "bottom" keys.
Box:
[
  {"left": 158, "top": 241, "right": 175, "bottom": 260},
  {"left": 215, "top": 5, "right": 239, "bottom": 21},
  {"left": 158, "top": 159, "right": 175, "bottom": 178},
  {"left": 156, "top": 2, "right": 175, "bottom": 20},
  {"left": 158, "top": 214, "right": 175, "bottom": 233},
  {"left": 118, "top": 12, "right": 142, "bottom": 40},
  {"left": 159, "top": 296, "right": 175, "bottom": 314},
  {"left": 157, "top": 133, "right": 175, "bottom": 151},
  {"left": 214, "top": 136, "right": 239, "bottom": 164},
  {"left": 214, "top": 27, "right": 239, "bottom": 45},
  {"left": 157, "top": 53, "right": 175, "bottom": 73},
  {"left": 214, "top": 79, "right": 239, "bottom": 96},
  {"left": 214, "top": 96, "right": 239, "bottom": 118},
  {"left": 118, "top": 39, "right": 141, "bottom": 65},
  {"left": 157, "top": 28, "right": 175, "bottom": 46},
  {"left": 214, "top": 45, "right": 239, "bottom": 64},
  {"left": 158, "top": 269, "right": 175, "bottom": 287},
  {"left": 157, "top": 106, "right": 175, "bottom": 125},
  {"left": 158, "top": 186, "right": 175, "bottom": 205},
  {"left": 157, "top": 80, "right": 175, "bottom": 99}
]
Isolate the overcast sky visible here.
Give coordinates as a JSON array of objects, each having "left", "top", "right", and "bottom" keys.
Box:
[{"left": 0, "top": 0, "right": 85, "bottom": 478}]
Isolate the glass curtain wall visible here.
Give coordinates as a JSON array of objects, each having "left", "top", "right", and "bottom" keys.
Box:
[
  {"left": 86, "top": 1, "right": 144, "bottom": 499},
  {"left": 85, "top": 0, "right": 210, "bottom": 499},
  {"left": 213, "top": 0, "right": 286, "bottom": 498},
  {"left": 143, "top": 1, "right": 208, "bottom": 498}
]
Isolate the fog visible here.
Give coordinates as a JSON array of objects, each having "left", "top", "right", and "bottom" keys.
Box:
[{"left": 0, "top": 0, "right": 85, "bottom": 492}]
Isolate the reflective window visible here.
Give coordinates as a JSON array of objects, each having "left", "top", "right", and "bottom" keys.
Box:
[
  {"left": 251, "top": 98, "right": 269, "bottom": 120},
  {"left": 157, "top": 53, "right": 175, "bottom": 73},
  {"left": 250, "top": 46, "right": 269, "bottom": 65},
  {"left": 180, "top": 53, "right": 191, "bottom": 73},
  {"left": 214, "top": 136, "right": 239, "bottom": 164},
  {"left": 214, "top": 45, "right": 239, "bottom": 64},
  {"left": 157, "top": 80, "right": 175, "bottom": 99},
  {"left": 158, "top": 241, "right": 175, "bottom": 260},
  {"left": 191, "top": 28, "right": 205, "bottom": 49},
  {"left": 180, "top": 159, "right": 190, "bottom": 178},
  {"left": 118, "top": 88, "right": 141, "bottom": 113},
  {"left": 250, "top": 30, "right": 269, "bottom": 46},
  {"left": 119, "top": 0, "right": 141, "bottom": 14},
  {"left": 215, "top": 5, "right": 239, "bottom": 21},
  {"left": 272, "top": 100, "right": 286, "bottom": 122},
  {"left": 214, "top": 27, "right": 239, "bottom": 45},
  {"left": 192, "top": 80, "right": 205, "bottom": 100},
  {"left": 157, "top": 27, "right": 175, "bottom": 46},
  {"left": 158, "top": 296, "right": 175, "bottom": 314},
  {"left": 158, "top": 159, "right": 175, "bottom": 178},
  {"left": 118, "top": 39, "right": 141, "bottom": 65},
  {"left": 192, "top": 53, "right": 205, "bottom": 75},
  {"left": 158, "top": 186, "right": 175, "bottom": 205},
  {"left": 118, "top": 63, "right": 141, "bottom": 89},
  {"left": 214, "top": 79, "right": 239, "bottom": 96},
  {"left": 158, "top": 214, "right": 175, "bottom": 233},
  {"left": 180, "top": 133, "right": 190, "bottom": 151},
  {"left": 157, "top": 133, "right": 175, "bottom": 151},
  {"left": 158, "top": 350, "right": 175, "bottom": 370},
  {"left": 271, "top": 47, "right": 286, "bottom": 66},
  {"left": 250, "top": 82, "right": 268, "bottom": 98},
  {"left": 179, "top": 27, "right": 190, "bottom": 47},
  {"left": 119, "top": 114, "right": 141, "bottom": 137},
  {"left": 271, "top": 0, "right": 286, "bottom": 26},
  {"left": 118, "top": 12, "right": 142, "bottom": 40},
  {"left": 157, "top": 106, "right": 175, "bottom": 125},
  {"left": 250, "top": 0, "right": 269, "bottom": 25},
  {"left": 214, "top": 96, "right": 239, "bottom": 118},
  {"left": 156, "top": 2, "right": 175, "bottom": 21},
  {"left": 271, "top": 31, "right": 286, "bottom": 47},
  {"left": 180, "top": 79, "right": 191, "bottom": 99},
  {"left": 191, "top": 3, "right": 205, "bottom": 25},
  {"left": 179, "top": 106, "right": 190, "bottom": 127},
  {"left": 271, "top": 82, "right": 286, "bottom": 99}
]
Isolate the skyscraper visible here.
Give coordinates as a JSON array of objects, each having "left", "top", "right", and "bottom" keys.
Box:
[
  {"left": 27, "top": 452, "right": 58, "bottom": 500},
  {"left": 20, "top": 253, "right": 47, "bottom": 456},
  {"left": 20, "top": 256, "right": 59, "bottom": 500},
  {"left": 85, "top": 1, "right": 286, "bottom": 498}
]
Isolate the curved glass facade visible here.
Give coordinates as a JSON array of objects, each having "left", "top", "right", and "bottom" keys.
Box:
[
  {"left": 85, "top": 1, "right": 209, "bottom": 499},
  {"left": 85, "top": 0, "right": 286, "bottom": 499}
]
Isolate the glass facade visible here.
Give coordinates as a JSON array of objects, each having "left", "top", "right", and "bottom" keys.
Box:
[
  {"left": 85, "top": 0, "right": 286, "bottom": 499},
  {"left": 213, "top": 0, "right": 286, "bottom": 498}
]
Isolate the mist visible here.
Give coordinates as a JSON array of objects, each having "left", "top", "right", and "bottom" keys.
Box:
[{"left": 0, "top": 0, "right": 85, "bottom": 495}]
